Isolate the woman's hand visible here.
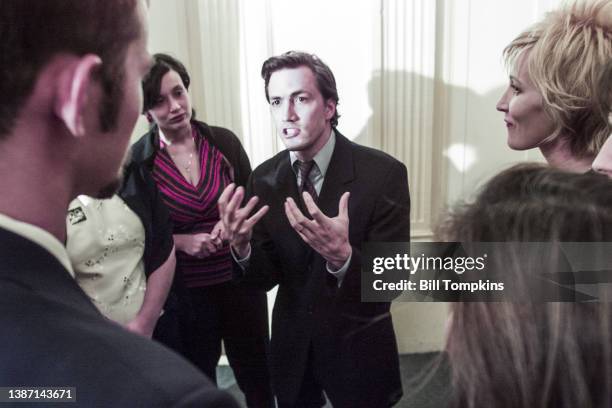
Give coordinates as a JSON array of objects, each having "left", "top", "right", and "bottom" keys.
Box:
[{"left": 174, "top": 232, "right": 223, "bottom": 258}]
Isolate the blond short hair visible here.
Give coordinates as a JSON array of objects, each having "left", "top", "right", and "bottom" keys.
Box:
[{"left": 504, "top": 0, "right": 612, "bottom": 158}]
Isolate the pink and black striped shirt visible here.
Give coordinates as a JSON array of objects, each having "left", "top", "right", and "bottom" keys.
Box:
[{"left": 153, "top": 126, "right": 232, "bottom": 288}]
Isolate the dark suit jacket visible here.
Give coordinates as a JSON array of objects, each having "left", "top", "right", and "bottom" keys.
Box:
[
  {"left": 0, "top": 227, "right": 239, "bottom": 408},
  {"left": 241, "top": 131, "right": 410, "bottom": 406}
]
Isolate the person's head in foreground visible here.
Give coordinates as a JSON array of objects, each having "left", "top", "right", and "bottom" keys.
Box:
[
  {"left": 0, "top": 1, "right": 242, "bottom": 406},
  {"left": 261, "top": 50, "right": 339, "bottom": 161},
  {"left": 438, "top": 163, "right": 612, "bottom": 408},
  {"left": 591, "top": 60, "right": 612, "bottom": 176},
  {"left": 496, "top": 0, "right": 612, "bottom": 172},
  {"left": 0, "top": 0, "right": 152, "bottom": 205}
]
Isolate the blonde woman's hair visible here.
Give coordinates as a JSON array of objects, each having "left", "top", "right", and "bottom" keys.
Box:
[
  {"left": 600, "top": 60, "right": 612, "bottom": 125},
  {"left": 504, "top": 0, "right": 612, "bottom": 158}
]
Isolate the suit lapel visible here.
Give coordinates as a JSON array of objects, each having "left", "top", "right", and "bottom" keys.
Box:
[
  {"left": 276, "top": 155, "right": 300, "bottom": 203},
  {"left": 318, "top": 131, "right": 355, "bottom": 217}
]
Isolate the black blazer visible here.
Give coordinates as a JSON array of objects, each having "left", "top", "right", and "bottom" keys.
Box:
[
  {"left": 0, "top": 227, "right": 239, "bottom": 407},
  {"left": 241, "top": 131, "right": 411, "bottom": 406}
]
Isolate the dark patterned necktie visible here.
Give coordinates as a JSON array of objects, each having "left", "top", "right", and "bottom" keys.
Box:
[{"left": 295, "top": 160, "right": 318, "bottom": 201}]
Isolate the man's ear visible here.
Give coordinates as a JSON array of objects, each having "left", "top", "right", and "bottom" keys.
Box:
[
  {"left": 54, "top": 54, "right": 102, "bottom": 138},
  {"left": 145, "top": 112, "right": 154, "bottom": 123},
  {"left": 324, "top": 99, "right": 336, "bottom": 121}
]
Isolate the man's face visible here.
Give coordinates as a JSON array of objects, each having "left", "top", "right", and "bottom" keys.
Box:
[
  {"left": 85, "top": 0, "right": 151, "bottom": 198},
  {"left": 267, "top": 66, "right": 335, "bottom": 161}
]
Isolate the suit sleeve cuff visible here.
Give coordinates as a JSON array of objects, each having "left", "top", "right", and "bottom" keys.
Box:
[
  {"left": 231, "top": 244, "right": 251, "bottom": 270},
  {"left": 326, "top": 252, "right": 352, "bottom": 288}
]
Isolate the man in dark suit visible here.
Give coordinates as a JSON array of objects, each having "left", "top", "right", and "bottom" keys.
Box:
[
  {"left": 0, "top": 1, "right": 238, "bottom": 406},
  {"left": 219, "top": 51, "right": 410, "bottom": 408}
]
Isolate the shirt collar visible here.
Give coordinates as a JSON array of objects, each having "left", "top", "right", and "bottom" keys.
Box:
[
  {"left": 0, "top": 213, "right": 74, "bottom": 277},
  {"left": 290, "top": 129, "right": 336, "bottom": 177}
]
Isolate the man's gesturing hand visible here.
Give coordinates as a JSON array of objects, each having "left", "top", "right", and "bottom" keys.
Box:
[
  {"left": 218, "top": 183, "right": 269, "bottom": 258},
  {"left": 284, "top": 191, "right": 352, "bottom": 269}
]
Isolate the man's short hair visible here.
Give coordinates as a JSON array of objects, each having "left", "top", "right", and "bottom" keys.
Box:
[
  {"left": 142, "top": 53, "right": 191, "bottom": 113},
  {"left": 503, "top": 0, "right": 612, "bottom": 158},
  {"left": 0, "top": 0, "right": 142, "bottom": 138},
  {"left": 261, "top": 51, "right": 340, "bottom": 127}
]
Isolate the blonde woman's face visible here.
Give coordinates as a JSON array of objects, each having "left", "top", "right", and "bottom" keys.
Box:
[
  {"left": 496, "top": 51, "right": 556, "bottom": 151},
  {"left": 592, "top": 135, "right": 612, "bottom": 177}
]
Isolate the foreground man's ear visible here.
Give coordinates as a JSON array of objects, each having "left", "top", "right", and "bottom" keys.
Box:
[
  {"left": 54, "top": 54, "right": 103, "bottom": 138},
  {"left": 324, "top": 99, "right": 336, "bottom": 121}
]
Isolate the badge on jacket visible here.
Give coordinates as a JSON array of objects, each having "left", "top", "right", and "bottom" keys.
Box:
[{"left": 68, "top": 207, "right": 87, "bottom": 225}]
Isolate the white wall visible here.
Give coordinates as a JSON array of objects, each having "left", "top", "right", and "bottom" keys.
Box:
[
  {"left": 441, "top": 0, "right": 551, "bottom": 208},
  {"left": 143, "top": 0, "right": 561, "bottom": 353}
]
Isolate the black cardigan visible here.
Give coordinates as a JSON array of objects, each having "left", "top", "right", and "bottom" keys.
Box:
[{"left": 118, "top": 159, "right": 173, "bottom": 278}]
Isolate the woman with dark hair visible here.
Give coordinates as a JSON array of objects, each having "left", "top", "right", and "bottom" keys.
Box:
[
  {"left": 130, "top": 53, "right": 273, "bottom": 407},
  {"left": 438, "top": 163, "right": 612, "bottom": 408}
]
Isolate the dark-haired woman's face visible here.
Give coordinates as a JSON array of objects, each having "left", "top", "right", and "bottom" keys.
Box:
[{"left": 146, "top": 69, "right": 192, "bottom": 133}]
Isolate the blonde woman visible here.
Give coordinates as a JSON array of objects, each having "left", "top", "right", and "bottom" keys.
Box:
[{"left": 496, "top": 0, "right": 612, "bottom": 171}]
